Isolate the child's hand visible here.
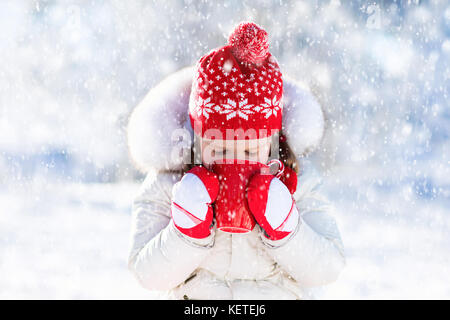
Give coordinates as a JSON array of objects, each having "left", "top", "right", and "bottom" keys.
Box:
[
  {"left": 171, "top": 166, "right": 219, "bottom": 239},
  {"left": 246, "top": 173, "right": 299, "bottom": 241}
]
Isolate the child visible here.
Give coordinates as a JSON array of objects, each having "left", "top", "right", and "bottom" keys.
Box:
[{"left": 126, "top": 22, "right": 345, "bottom": 299}]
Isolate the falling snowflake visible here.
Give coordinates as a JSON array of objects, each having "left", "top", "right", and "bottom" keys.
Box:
[{"left": 218, "top": 98, "right": 254, "bottom": 120}]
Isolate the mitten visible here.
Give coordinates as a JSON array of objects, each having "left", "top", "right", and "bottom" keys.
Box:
[
  {"left": 246, "top": 173, "right": 299, "bottom": 241},
  {"left": 278, "top": 166, "right": 298, "bottom": 195},
  {"left": 171, "top": 166, "right": 219, "bottom": 239}
]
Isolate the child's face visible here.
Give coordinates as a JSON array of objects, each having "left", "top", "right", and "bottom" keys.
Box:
[{"left": 201, "top": 137, "right": 271, "bottom": 168}]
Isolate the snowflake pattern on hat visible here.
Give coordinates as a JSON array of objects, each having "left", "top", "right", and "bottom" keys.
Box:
[
  {"left": 219, "top": 98, "right": 254, "bottom": 121},
  {"left": 189, "top": 22, "right": 283, "bottom": 139},
  {"left": 260, "top": 96, "right": 282, "bottom": 119},
  {"left": 193, "top": 97, "right": 214, "bottom": 119}
]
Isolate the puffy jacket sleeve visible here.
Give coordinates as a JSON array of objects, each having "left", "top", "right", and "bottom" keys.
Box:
[
  {"left": 127, "top": 170, "right": 215, "bottom": 292},
  {"left": 261, "top": 158, "right": 346, "bottom": 287}
]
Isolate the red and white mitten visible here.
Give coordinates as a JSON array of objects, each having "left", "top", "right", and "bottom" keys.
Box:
[
  {"left": 171, "top": 166, "right": 219, "bottom": 239},
  {"left": 246, "top": 173, "right": 299, "bottom": 241},
  {"left": 278, "top": 166, "right": 298, "bottom": 195}
]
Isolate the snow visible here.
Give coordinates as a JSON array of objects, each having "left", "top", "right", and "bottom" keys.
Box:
[
  {"left": 317, "top": 164, "right": 450, "bottom": 299},
  {"left": 0, "top": 179, "right": 152, "bottom": 299},
  {"left": 2, "top": 162, "right": 448, "bottom": 299},
  {"left": 1, "top": 1, "right": 449, "bottom": 299}
]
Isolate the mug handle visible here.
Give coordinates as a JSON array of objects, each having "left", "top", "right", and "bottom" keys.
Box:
[{"left": 266, "top": 159, "right": 284, "bottom": 178}]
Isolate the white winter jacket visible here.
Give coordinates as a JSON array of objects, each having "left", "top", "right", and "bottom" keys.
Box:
[{"left": 126, "top": 67, "right": 345, "bottom": 300}]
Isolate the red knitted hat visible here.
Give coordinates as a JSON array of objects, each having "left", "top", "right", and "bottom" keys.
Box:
[{"left": 189, "top": 22, "right": 283, "bottom": 140}]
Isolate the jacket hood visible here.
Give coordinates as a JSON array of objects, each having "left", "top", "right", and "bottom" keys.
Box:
[{"left": 127, "top": 66, "right": 325, "bottom": 173}]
